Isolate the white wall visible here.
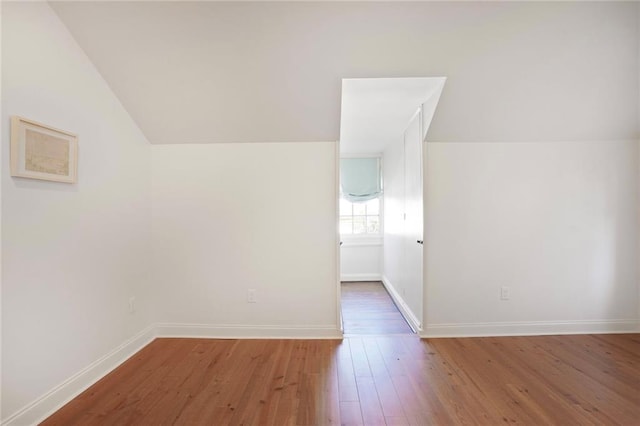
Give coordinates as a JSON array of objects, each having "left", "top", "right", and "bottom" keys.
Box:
[
  {"left": 424, "top": 141, "right": 639, "bottom": 336},
  {"left": 637, "top": 2, "right": 640, "bottom": 323},
  {"left": 0, "top": 1, "right": 4, "bottom": 422},
  {"left": 1, "top": 2, "right": 153, "bottom": 423},
  {"left": 151, "top": 143, "right": 339, "bottom": 338},
  {"left": 340, "top": 241, "right": 382, "bottom": 282}
]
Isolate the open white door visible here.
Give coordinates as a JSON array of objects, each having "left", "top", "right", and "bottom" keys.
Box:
[{"left": 403, "top": 109, "right": 424, "bottom": 330}]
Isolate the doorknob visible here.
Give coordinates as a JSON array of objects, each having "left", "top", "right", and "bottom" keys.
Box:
[{"left": 416, "top": 240, "right": 423, "bottom": 244}]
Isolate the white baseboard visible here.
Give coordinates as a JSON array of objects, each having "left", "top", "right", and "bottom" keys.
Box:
[
  {"left": 381, "top": 275, "right": 422, "bottom": 333},
  {"left": 3, "top": 324, "right": 157, "bottom": 426},
  {"left": 422, "top": 319, "right": 640, "bottom": 338},
  {"left": 340, "top": 273, "right": 382, "bottom": 282},
  {"left": 155, "top": 323, "right": 344, "bottom": 339}
]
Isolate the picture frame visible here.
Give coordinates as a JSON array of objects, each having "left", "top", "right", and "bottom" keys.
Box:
[{"left": 10, "top": 116, "right": 78, "bottom": 183}]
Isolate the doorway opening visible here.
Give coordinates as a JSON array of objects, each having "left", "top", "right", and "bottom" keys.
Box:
[{"left": 338, "top": 77, "right": 446, "bottom": 336}]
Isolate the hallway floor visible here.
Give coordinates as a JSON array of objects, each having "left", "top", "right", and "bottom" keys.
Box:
[{"left": 341, "top": 281, "right": 413, "bottom": 336}]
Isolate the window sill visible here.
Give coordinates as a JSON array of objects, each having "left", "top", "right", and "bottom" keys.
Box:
[{"left": 340, "top": 236, "right": 383, "bottom": 247}]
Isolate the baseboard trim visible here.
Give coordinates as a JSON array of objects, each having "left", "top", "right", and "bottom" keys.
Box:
[
  {"left": 381, "top": 275, "right": 422, "bottom": 333},
  {"left": 340, "top": 273, "right": 382, "bottom": 282},
  {"left": 155, "top": 323, "right": 344, "bottom": 339},
  {"left": 3, "top": 324, "right": 157, "bottom": 426},
  {"left": 422, "top": 319, "right": 640, "bottom": 338}
]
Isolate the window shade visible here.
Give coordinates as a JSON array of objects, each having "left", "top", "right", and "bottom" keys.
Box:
[{"left": 340, "top": 158, "right": 382, "bottom": 203}]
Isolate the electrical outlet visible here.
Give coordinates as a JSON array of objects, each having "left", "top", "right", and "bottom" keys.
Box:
[
  {"left": 247, "top": 289, "right": 257, "bottom": 303},
  {"left": 128, "top": 297, "right": 136, "bottom": 313},
  {"left": 500, "top": 286, "right": 510, "bottom": 301}
]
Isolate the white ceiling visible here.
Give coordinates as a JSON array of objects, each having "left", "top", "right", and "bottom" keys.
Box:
[
  {"left": 340, "top": 77, "right": 445, "bottom": 155},
  {"left": 48, "top": 2, "right": 638, "bottom": 145}
]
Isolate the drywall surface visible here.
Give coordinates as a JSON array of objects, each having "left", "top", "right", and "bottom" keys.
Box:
[
  {"left": 424, "top": 140, "right": 639, "bottom": 336},
  {"left": 51, "top": 1, "right": 639, "bottom": 144},
  {"left": 340, "top": 241, "right": 382, "bottom": 281},
  {"left": 151, "top": 142, "right": 339, "bottom": 337},
  {"left": 0, "top": 2, "right": 4, "bottom": 423},
  {"left": 637, "top": 3, "right": 640, "bottom": 323},
  {"left": 0, "top": 1, "right": 4, "bottom": 422},
  {"left": 1, "top": 2, "right": 152, "bottom": 421}
]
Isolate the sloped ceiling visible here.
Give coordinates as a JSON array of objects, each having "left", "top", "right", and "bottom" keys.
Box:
[
  {"left": 50, "top": 1, "right": 639, "bottom": 145},
  {"left": 340, "top": 77, "right": 445, "bottom": 154}
]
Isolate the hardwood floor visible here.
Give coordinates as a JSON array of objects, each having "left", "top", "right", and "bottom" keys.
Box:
[
  {"left": 42, "top": 334, "right": 640, "bottom": 425},
  {"left": 341, "top": 281, "right": 413, "bottom": 336}
]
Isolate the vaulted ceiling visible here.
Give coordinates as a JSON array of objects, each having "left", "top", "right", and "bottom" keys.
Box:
[
  {"left": 50, "top": 1, "right": 639, "bottom": 145},
  {"left": 340, "top": 77, "right": 445, "bottom": 154}
]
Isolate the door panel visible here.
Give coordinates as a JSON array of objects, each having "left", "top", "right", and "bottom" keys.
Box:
[{"left": 403, "top": 110, "right": 423, "bottom": 328}]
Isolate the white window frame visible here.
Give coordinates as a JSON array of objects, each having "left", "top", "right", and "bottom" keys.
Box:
[{"left": 339, "top": 154, "right": 383, "bottom": 245}]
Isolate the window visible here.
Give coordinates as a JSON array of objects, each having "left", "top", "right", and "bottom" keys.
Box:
[{"left": 340, "top": 197, "right": 381, "bottom": 235}]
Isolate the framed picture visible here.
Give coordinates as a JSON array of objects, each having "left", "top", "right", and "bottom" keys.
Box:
[{"left": 10, "top": 116, "right": 78, "bottom": 183}]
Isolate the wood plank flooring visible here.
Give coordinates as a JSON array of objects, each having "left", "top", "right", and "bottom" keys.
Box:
[
  {"left": 341, "top": 282, "right": 413, "bottom": 336},
  {"left": 42, "top": 334, "right": 640, "bottom": 425}
]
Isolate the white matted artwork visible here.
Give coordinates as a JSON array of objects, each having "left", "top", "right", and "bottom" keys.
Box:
[{"left": 10, "top": 116, "right": 78, "bottom": 183}]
